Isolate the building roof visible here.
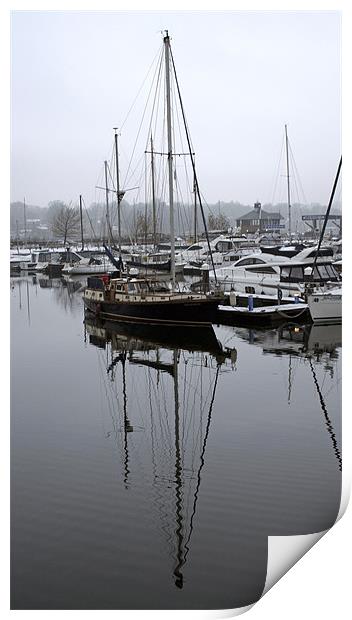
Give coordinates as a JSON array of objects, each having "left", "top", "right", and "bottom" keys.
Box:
[{"left": 238, "top": 209, "right": 284, "bottom": 221}]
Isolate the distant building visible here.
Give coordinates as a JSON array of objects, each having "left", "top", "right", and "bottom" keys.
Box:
[{"left": 236, "top": 202, "right": 284, "bottom": 234}]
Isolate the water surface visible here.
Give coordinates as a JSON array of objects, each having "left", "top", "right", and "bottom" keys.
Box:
[{"left": 11, "top": 275, "right": 342, "bottom": 609}]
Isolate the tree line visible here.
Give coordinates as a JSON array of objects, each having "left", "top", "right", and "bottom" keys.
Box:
[{"left": 10, "top": 198, "right": 341, "bottom": 244}]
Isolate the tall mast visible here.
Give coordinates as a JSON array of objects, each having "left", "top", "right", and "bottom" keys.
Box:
[
  {"left": 114, "top": 128, "right": 122, "bottom": 260},
  {"left": 150, "top": 134, "right": 157, "bottom": 249},
  {"left": 311, "top": 156, "right": 342, "bottom": 276},
  {"left": 23, "top": 197, "right": 27, "bottom": 244},
  {"left": 79, "top": 194, "right": 84, "bottom": 251},
  {"left": 169, "top": 44, "right": 218, "bottom": 281},
  {"left": 164, "top": 30, "right": 176, "bottom": 289},
  {"left": 16, "top": 220, "right": 19, "bottom": 254},
  {"left": 285, "top": 124, "right": 292, "bottom": 241},
  {"left": 193, "top": 171, "right": 197, "bottom": 243},
  {"left": 104, "top": 160, "right": 111, "bottom": 245}
]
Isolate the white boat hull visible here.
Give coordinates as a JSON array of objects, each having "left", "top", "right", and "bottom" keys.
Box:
[{"left": 307, "top": 291, "right": 342, "bottom": 323}]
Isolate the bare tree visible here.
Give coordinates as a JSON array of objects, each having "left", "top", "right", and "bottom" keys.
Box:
[
  {"left": 208, "top": 212, "right": 230, "bottom": 231},
  {"left": 51, "top": 204, "right": 81, "bottom": 244},
  {"left": 131, "top": 210, "right": 153, "bottom": 244}
]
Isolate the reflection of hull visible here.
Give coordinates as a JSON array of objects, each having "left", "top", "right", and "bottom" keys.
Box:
[
  {"left": 44, "top": 263, "right": 64, "bottom": 277},
  {"left": 10, "top": 260, "right": 36, "bottom": 272},
  {"left": 306, "top": 323, "right": 342, "bottom": 351},
  {"left": 221, "top": 322, "right": 341, "bottom": 358},
  {"left": 84, "top": 312, "right": 224, "bottom": 355},
  {"left": 83, "top": 296, "right": 223, "bottom": 326}
]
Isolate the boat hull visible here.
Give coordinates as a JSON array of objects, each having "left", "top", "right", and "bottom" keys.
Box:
[
  {"left": 83, "top": 295, "right": 223, "bottom": 325},
  {"left": 307, "top": 293, "right": 342, "bottom": 324}
]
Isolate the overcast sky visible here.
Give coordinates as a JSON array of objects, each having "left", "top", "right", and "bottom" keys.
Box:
[{"left": 10, "top": 10, "right": 341, "bottom": 208}]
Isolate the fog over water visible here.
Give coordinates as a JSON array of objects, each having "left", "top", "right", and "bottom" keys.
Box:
[{"left": 11, "top": 10, "right": 341, "bottom": 207}]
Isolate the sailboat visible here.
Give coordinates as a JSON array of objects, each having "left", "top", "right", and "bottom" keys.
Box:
[{"left": 83, "top": 31, "right": 224, "bottom": 324}]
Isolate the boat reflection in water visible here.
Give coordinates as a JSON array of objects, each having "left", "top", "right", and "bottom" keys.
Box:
[
  {"left": 84, "top": 312, "right": 238, "bottom": 592},
  {"left": 215, "top": 322, "right": 342, "bottom": 472},
  {"left": 83, "top": 314, "right": 341, "bottom": 608}
]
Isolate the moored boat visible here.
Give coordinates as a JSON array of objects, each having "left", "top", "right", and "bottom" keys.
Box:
[
  {"left": 83, "top": 275, "right": 223, "bottom": 325},
  {"left": 83, "top": 31, "right": 224, "bottom": 324}
]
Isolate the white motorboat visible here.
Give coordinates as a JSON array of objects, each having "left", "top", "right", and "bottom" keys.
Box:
[
  {"left": 62, "top": 251, "right": 115, "bottom": 275},
  {"left": 210, "top": 246, "right": 340, "bottom": 297}
]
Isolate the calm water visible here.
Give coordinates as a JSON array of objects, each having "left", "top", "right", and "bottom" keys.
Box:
[{"left": 11, "top": 275, "right": 342, "bottom": 610}]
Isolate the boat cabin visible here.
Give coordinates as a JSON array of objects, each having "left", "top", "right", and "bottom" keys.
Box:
[
  {"left": 279, "top": 262, "right": 340, "bottom": 284},
  {"left": 110, "top": 278, "right": 171, "bottom": 295}
]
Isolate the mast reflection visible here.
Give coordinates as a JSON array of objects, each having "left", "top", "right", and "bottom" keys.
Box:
[
  {"left": 84, "top": 311, "right": 236, "bottom": 588},
  {"left": 216, "top": 322, "right": 342, "bottom": 471}
]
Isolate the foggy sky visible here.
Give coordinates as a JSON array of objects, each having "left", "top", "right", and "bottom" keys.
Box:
[{"left": 11, "top": 10, "right": 341, "bottom": 207}]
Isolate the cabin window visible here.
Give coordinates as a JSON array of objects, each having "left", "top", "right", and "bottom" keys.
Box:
[
  {"left": 236, "top": 257, "right": 265, "bottom": 266},
  {"left": 326, "top": 264, "right": 339, "bottom": 279},
  {"left": 306, "top": 248, "right": 333, "bottom": 259},
  {"left": 215, "top": 241, "right": 232, "bottom": 252},
  {"left": 236, "top": 258, "right": 254, "bottom": 266},
  {"left": 247, "top": 266, "right": 277, "bottom": 274},
  {"left": 290, "top": 267, "right": 304, "bottom": 280},
  {"left": 245, "top": 286, "right": 255, "bottom": 294},
  {"left": 314, "top": 265, "right": 329, "bottom": 279},
  {"left": 188, "top": 244, "right": 203, "bottom": 251}
]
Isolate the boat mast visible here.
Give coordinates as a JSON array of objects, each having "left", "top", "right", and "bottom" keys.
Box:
[
  {"left": 23, "top": 197, "right": 27, "bottom": 244},
  {"left": 79, "top": 194, "right": 84, "bottom": 251},
  {"left": 16, "top": 220, "right": 19, "bottom": 254},
  {"left": 285, "top": 124, "right": 292, "bottom": 241},
  {"left": 311, "top": 156, "right": 342, "bottom": 276},
  {"left": 164, "top": 30, "right": 176, "bottom": 289},
  {"left": 169, "top": 47, "right": 218, "bottom": 282},
  {"left": 114, "top": 128, "right": 122, "bottom": 261},
  {"left": 150, "top": 134, "right": 157, "bottom": 249},
  {"left": 193, "top": 169, "right": 197, "bottom": 243},
  {"left": 104, "top": 160, "right": 111, "bottom": 245}
]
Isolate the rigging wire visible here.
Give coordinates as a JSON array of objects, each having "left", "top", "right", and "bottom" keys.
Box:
[
  {"left": 119, "top": 44, "right": 164, "bottom": 133},
  {"left": 122, "top": 46, "right": 165, "bottom": 192}
]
